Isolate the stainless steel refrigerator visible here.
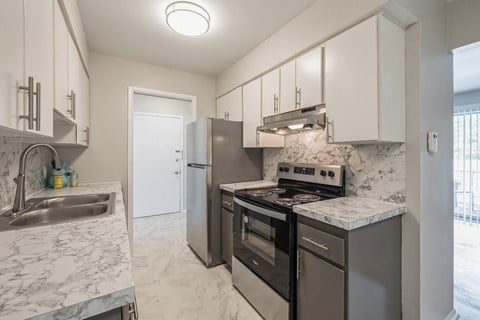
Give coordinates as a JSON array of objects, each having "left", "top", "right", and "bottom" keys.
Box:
[{"left": 186, "top": 118, "right": 262, "bottom": 267}]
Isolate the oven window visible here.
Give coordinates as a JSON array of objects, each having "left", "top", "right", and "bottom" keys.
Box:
[{"left": 242, "top": 215, "right": 276, "bottom": 266}]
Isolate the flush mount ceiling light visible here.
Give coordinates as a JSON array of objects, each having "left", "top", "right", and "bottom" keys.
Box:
[{"left": 165, "top": 1, "right": 210, "bottom": 36}]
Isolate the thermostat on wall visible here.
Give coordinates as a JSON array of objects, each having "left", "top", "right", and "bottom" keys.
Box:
[{"left": 427, "top": 132, "right": 438, "bottom": 153}]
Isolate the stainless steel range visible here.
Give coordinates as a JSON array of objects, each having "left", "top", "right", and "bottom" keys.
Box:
[{"left": 232, "top": 162, "right": 345, "bottom": 320}]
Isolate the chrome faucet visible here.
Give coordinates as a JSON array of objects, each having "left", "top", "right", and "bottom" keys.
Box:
[{"left": 12, "top": 144, "right": 61, "bottom": 214}]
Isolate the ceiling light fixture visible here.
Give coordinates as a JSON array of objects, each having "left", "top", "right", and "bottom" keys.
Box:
[{"left": 165, "top": 1, "right": 210, "bottom": 36}]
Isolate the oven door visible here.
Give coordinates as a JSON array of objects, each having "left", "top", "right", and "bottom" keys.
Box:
[{"left": 233, "top": 196, "right": 291, "bottom": 300}]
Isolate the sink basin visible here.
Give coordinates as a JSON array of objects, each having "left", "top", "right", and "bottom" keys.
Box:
[
  {"left": 9, "top": 204, "right": 109, "bottom": 227},
  {"left": 0, "top": 192, "right": 116, "bottom": 231},
  {"left": 27, "top": 193, "right": 111, "bottom": 210}
]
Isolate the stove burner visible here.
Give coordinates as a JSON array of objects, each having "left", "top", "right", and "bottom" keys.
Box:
[
  {"left": 247, "top": 190, "right": 273, "bottom": 197},
  {"left": 274, "top": 198, "right": 303, "bottom": 207},
  {"left": 269, "top": 188, "right": 286, "bottom": 193},
  {"left": 293, "top": 194, "right": 321, "bottom": 202}
]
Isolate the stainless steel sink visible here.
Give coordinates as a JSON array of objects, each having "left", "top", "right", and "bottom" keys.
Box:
[
  {"left": 0, "top": 192, "right": 116, "bottom": 231},
  {"left": 27, "top": 193, "right": 111, "bottom": 210}
]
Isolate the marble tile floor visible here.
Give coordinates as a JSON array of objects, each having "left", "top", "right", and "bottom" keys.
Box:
[
  {"left": 131, "top": 212, "right": 263, "bottom": 320},
  {"left": 455, "top": 220, "right": 480, "bottom": 320}
]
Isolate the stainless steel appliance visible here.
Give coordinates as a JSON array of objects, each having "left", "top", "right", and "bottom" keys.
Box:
[
  {"left": 232, "top": 162, "right": 345, "bottom": 320},
  {"left": 186, "top": 118, "right": 262, "bottom": 267},
  {"left": 257, "top": 105, "right": 326, "bottom": 135}
]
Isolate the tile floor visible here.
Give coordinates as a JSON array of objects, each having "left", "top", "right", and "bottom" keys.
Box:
[
  {"left": 455, "top": 220, "right": 480, "bottom": 320},
  {"left": 131, "top": 212, "right": 263, "bottom": 320}
]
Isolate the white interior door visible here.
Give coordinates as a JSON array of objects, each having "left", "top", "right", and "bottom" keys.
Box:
[{"left": 133, "top": 113, "right": 182, "bottom": 218}]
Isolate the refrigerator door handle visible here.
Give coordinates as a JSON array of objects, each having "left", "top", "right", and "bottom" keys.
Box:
[{"left": 187, "top": 163, "right": 210, "bottom": 169}]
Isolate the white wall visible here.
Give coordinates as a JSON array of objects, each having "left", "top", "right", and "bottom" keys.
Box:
[
  {"left": 215, "top": 1, "right": 454, "bottom": 319},
  {"left": 447, "top": 0, "right": 480, "bottom": 50},
  {"left": 57, "top": 52, "right": 216, "bottom": 201},
  {"left": 133, "top": 94, "right": 193, "bottom": 211}
]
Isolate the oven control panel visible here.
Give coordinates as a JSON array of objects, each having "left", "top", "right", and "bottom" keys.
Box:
[{"left": 276, "top": 162, "right": 345, "bottom": 187}]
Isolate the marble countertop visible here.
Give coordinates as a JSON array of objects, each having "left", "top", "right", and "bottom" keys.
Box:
[
  {"left": 0, "top": 182, "right": 135, "bottom": 320},
  {"left": 294, "top": 196, "right": 406, "bottom": 230},
  {"left": 219, "top": 180, "right": 277, "bottom": 193}
]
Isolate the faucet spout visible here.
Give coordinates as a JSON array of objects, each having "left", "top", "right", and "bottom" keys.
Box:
[{"left": 12, "top": 144, "right": 61, "bottom": 214}]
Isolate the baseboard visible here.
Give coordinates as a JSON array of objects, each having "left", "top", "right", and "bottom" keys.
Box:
[{"left": 445, "top": 309, "right": 460, "bottom": 320}]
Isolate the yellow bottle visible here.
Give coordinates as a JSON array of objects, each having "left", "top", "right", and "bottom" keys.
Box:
[{"left": 53, "top": 170, "right": 64, "bottom": 189}]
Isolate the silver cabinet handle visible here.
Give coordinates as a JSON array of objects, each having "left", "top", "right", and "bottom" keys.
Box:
[
  {"left": 67, "top": 90, "right": 76, "bottom": 119},
  {"left": 222, "top": 201, "right": 232, "bottom": 207},
  {"left": 174, "top": 171, "right": 181, "bottom": 175},
  {"left": 302, "top": 236, "right": 329, "bottom": 251},
  {"left": 274, "top": 94, "right": 279, "bottom": 113},
  {"left": 34, "top": 82, "right": 41, "bottom": 131},
  {"left": 19, "top": 76, "right": 35, "bottom": 130},
  {"left": 128, "top": 299, "right": 139, "bottom": 320},
  {"left": 256, "top": 131, "right": 260, "bottom": 147},
  {"left": 326, "top": 117, "right": 334, "bottom": 143},
  {"left": 296, "top": 249, "right": 301, "bottom": 279},
  {"left": 83, "top": 126, "right": 90, "bottom": 145},
  {"left": 295, "top": 86, "right": 301, "bottom": 109}
]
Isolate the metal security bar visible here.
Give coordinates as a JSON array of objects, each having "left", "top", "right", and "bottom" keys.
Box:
[{"left": 454, "top": 104, "right": 480, "bottom": 223}]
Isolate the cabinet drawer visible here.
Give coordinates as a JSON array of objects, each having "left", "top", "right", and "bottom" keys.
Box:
[
  {"left": 298, "top": 223, "right": 345, "bottom": 266},
  {"left": 221, "top": 193, "right": 234, "bottom": 211}
]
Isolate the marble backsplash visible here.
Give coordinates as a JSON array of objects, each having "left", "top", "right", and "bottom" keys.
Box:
[
  {"left": 0, "top": 137, "right": 52, "bottom": 210},
  {"left": 264, "top": 130, "right": 406, "bottom": 204}
]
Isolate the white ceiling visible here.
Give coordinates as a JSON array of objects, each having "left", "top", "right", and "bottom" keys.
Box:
[
  {"left": 454, "top": 44, "right": 480, "bottom": 93},
  {"left": 77, "top": 0, "right": 317, "bottom": 76}
]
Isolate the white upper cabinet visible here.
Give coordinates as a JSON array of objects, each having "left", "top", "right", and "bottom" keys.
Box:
[
  {"left": 77, "top": 66, "right": 90, "bottom": 146},
  {"left": 54, "top": 1, "right": 73, "bottom": 121},
  {"left": 296, "top": 46, "right": 323, "bottom": 109},
  {"left": 216, "top": 87, "right": 243, "bottom": 121},
  {"left": 262, "top": 69, "right": 280, "bottom": 118},
  {"left": 0, "top": 0, "right": 23, "bottom": 131},
  {"left": 0, "top": 0, "right": 54, "bottom": 137},
  {"left": 243, "top": 79, "right": 284, "bottom": 148},
  {"left": 24, "top": 0, "right": 54, "bottom": 137},
  {"left": 325, "top": 15, "right": 405, "bottom": 144},
  {"left": 280, "top": 60, "right": 296, "bottom": 113}
]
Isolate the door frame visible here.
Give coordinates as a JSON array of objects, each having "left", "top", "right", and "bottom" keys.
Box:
[
  {"left": 127, "top": 86, "right": 197, "bottom": 243},
  {"left": 132, "top": 111, "right": 184, "bottom": 218}
]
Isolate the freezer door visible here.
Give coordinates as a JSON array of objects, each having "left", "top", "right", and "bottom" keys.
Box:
[
  {"left": 186, "top": 118, "right": 211, "bottom": 165},
  {"left": 186, "top": 163, "right": 211, "bottom": 264}
]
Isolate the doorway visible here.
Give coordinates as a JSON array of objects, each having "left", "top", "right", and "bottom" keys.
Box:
[
  {"left": 128, "top": 88, "right": 197, "bottom": 234},
  {"left": 133, "top": 112, "right": 183, "bottom": 217},
  {"left": 453, "top": 43, "right": 480, "bottom": 320}
]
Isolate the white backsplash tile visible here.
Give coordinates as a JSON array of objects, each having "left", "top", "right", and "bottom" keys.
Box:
[
  {"left": 263, "top": 130, "right": 405, "bottom": 204},
  {"left": 0, "top": 137, "right": 51, "bottom": 210}
]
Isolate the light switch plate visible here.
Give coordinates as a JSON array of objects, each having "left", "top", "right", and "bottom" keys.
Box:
[{"left": 427, "top": 131, "right": 438, "bottom": 153}]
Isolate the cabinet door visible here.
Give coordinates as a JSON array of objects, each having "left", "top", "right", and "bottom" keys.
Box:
[
  {"left": 243, "top": 80, "right": 283, "bottom": 148},
  {"left": 24, "top": 0, "right": 54, "bottom": 137},
  {"left": 280, "top": 60, "right": 296, "bottom": 113},
  {"left": 54, "top": 1, "right": 72, "bottom": 120},
  {"left": 221, "top": 208, "right": 233, "bottom": 267},
  {"left": 78, "top": 66, "right": 90, "bottom": 146},
  {"left": 297, "top": 248, "right": 344, "bottom": 320},
  {"left": 262, "top": 69, "right": 280, "bottom": 118},
  {"left": 325, "top": 16, "right": 379, "bottom": 143},
  {"left": 216, "top": 96, "right": 227, "bottom": 119},
  {"left": 296, "top": 46, "right": 323, "bottom": 109},
  {"left": 216, "top": 87, "right": 242, "bottom": 121},
  {"left": 0, "top": 0, "right": 23, "bottom": 130},
  {"left": 242, "top": 79, "right": 261, "bottom": 148}
]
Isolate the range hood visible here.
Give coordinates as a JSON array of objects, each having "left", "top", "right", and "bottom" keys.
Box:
[{"left": 257, "top": 104, "right": 326, "bottom": 135}]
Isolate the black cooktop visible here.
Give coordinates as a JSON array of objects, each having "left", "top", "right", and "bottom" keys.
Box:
[{"left": 235, "top": 179, "right": 343, "bottom": 213}]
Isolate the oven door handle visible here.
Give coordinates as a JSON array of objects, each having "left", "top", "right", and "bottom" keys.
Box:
[{"left": 234, "top": 197, "right": 287, "bottom": 222}]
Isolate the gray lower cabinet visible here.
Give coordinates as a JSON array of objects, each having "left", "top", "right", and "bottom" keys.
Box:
[
  {"left": 297, "top": 248, "right": 344, "bottom": 320},
  {"left": 221, "top": 208, "right": 233, "bottom": 267},
  {"left": 221, "top": 191, "right": 234, "bottom": 267},
  {"left": 297, "top": 215, "right": 401, "bottom": 320}
]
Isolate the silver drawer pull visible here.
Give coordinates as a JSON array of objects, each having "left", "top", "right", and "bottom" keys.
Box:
[
  {"left": 222, "top": 201, "right": 232, "bottom": 207},
  {"left": 302, "top": 237, "right": 329, "bottom": 251}
]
